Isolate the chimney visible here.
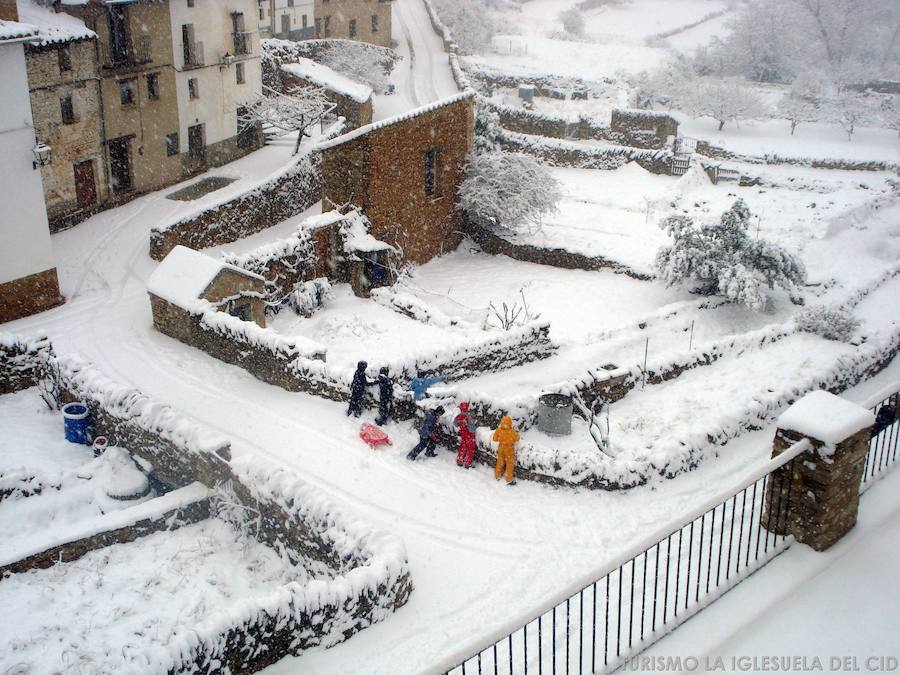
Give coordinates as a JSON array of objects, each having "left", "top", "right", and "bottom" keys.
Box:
[{"left": 0, "top": 0, "right": 20, "bottom": 22}]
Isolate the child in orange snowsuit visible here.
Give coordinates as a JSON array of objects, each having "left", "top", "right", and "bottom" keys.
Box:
[{"left": 492, "top": 416, "right": 520, "bottom": 485}]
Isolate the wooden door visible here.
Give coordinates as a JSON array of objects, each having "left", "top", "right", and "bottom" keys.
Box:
[
  {"left": 74, "top": 160, "right": 97, "bottom": 209},
  {"left": 108, "top": 137, "right": 132, "bottom": 192},
  {"left": 281, "top": 14, "right": 290, "bottom": 37}
]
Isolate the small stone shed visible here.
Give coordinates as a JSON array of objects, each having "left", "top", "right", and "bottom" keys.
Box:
[
  {"left": 319, "top": 91, "right": 475, "bottom": 266},
  {"left": 280, "top": 58, "right": 373, "bottom": 130},
  {"left": 148, "top": 245, "right": 267, "bottom": 329},
  {"left": 611, "top": 109, "right": 679, "bottom": 146}
]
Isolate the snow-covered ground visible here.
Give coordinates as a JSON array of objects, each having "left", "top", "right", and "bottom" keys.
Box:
[{"left": 1, "top": 3, "right": 898, "bottom": 672}]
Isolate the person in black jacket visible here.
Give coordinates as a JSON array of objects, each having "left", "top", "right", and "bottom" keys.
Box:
[
  {"left": 407, "top": 406, "right": 445, "bottom": 460},
  {"left": 347, "top": 361, "right": 370, "bottom": 417},
  {"left": 375, "top": 367, "right": 394, "bottom": 426}
]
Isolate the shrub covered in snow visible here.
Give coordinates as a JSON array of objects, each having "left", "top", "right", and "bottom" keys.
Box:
[
  {"left": 287, "top": 278, "right": 333, "bottom": 318},
  {"left": 262, "top": 38, "right": 398, "bottom": 92},
  {"left": 458, "top": 150, "right": 562, "bottom": 232},
  {"left": 430, "top": 0, "right": 499, "bottom": 55},
  {"left": 655, "top": 199, "right": 807, "bottom": 311},
  {"left": 795, "top": 304, "right": 860, "bottom": 342}
]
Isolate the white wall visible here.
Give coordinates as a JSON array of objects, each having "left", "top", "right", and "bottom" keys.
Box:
[
  {"left": 170, "top": 0, "right": 263, "bottom": 152},
  {"left": 272, "top": 0, "right": 314, "bottom": 36},
  {"left": 0, "top": 42, "right": 56, "bottom": 285}
]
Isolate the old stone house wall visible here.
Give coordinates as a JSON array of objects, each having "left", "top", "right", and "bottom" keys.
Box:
[
  {"left": 62, "top": 0, "right": 182, "bottom": 198},
  {"left": 26, "top": 39, "right": 109, "bottom": 231},
  {"left": 200, "top": 268, "right": 267, "bottom": 327},
  {"left": 314, "top": 0, "right": 391, "bottom": 48},
  {"left": 321, "top": 93, "right": 475, "bottom": 265}
]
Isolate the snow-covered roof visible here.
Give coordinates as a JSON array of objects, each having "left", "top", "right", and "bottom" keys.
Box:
[
  {"left": 148, "top": 245, "right": 264, "bottom": 309},
  {"left": 17, "top": 0, "right": 95, "bottom": 46},
  {"left": 318, "top": 90, "right": 475, "bottom": 152},
  {"left": 281, "top": 58, "right": 372, "bottom": 104},
  {"left": 778, "top": 390, "right": 875, "bottom": 446},
  {"left": 0, "top": 20, "right": 39, "bottom": 42}
]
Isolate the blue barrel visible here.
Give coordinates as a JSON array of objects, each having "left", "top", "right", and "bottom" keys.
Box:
[{"left": 62, "top": 402, "right": 91, "bottom": 445}]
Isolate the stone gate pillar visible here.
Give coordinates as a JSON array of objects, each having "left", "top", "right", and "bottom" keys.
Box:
[{"left": 764, "top": 390, "right": 875, "bottom": 551}]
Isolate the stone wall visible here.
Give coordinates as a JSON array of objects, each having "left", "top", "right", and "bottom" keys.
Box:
[
  {"left": 149, "top": 140, "right": 331, "bottom": 260},
  {"left": 322, "top": 93, "right": 475, "bottom": 265},
  {"left": 610, "top": 108, "right": 678, "bottom": 147},
  {"left": 0, "top": 268, "right": 65, "bottom": 324},
  {"left": 0, "top": 495, "right": 211, "bottom": 577},
  {"left": 497, "top": 128, "right": 675, "bottom": 174},
  {"left": 201, "top": 268, "right": 268, "bottom": 328},
  {"left": 464, "top": 214, "right": 650, "bottom": 279},
  {"left": 0, "top": 334, "right": 50, "bottom": 395}
]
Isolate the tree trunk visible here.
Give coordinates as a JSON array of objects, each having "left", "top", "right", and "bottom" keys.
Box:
[{"left": 718, "top": 119, "right": 726, "bottom": 131}]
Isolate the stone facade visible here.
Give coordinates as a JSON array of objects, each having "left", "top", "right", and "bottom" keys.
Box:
[
  {"left": 199, "top": 268, "right": 268, "bottom": 328},
  {"left": 61, "top": 0, "right": 182, "bottom": 198},
  {"left": 26, "top": 38, "right": 109, "bottom": 232},
  {"left": 610, "top": 109, "right": 678, "bottom": 147},
  {"left": 0, "top": 268, "right": 64, "bottom": 324},
  {"left": 314, "top": 0, "right": 392, "bottom": 48},
  {"left": 322, "top": 93, "right": 475, "bottom": 265}
]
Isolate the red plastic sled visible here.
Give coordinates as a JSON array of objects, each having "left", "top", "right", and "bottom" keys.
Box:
[{"left": 359, "top": 422, "right": 392, "bottom": 449}]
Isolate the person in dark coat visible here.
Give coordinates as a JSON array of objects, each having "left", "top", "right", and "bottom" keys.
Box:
[
  {"left": 347, "top": 361, "right": 370, "bottom": 417},
  {"left": 375, "top": 367, "right": 394, "bottom": 426},
  {"left": 407, "top": 406, "right": 445, "bottom": 460}
]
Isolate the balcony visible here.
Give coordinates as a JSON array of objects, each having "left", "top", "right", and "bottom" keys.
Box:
[
  {"left": 233, "top": 31, "right": 252, "bottom": 56},
  {"left": 102, "top": 35, "right": 152, "bottom": 70},
  {"left": 182, "top": 40, "right": 205, "bottom": 69}
]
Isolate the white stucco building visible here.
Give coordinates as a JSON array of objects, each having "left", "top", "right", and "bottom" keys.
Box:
[
  {"left": 169, "top": 0, "right": 263, "bottom": 174},
  {"left": 258, "top": 0, "right": 314, "bottom": 41},
  {"left": 0, "top": 16, "right": 64, "bottom": 322}
]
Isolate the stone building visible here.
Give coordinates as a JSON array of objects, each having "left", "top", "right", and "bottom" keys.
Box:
[
  {"left": 168, "top": 0, "right": 264, "bottom": 176},
  {"left": 19, "top": 0, "right": 107, "bottom": 232},
  {"left": 0, "top": 14, "right": 65, "bottom": 322},
  {"left": 314, "top": 0, "right": 391, "bottom": 48},
  {"left": 60, "top": 0, "right": 182, "bottom": 198},
  {"left": 148, "top": 245, "right": 267, "bottom": 332},
  {"left": 610, "top": 109, "right": 679, "bottom": 148},
  {"left": 280, "top": 57, "right": 372, "bottom": 129},
  {"left": 320, "top": 91, "right": 475, "bottom": 265},
  {"left": 260, "top": 0, "right": 314, "bottom": 40}
]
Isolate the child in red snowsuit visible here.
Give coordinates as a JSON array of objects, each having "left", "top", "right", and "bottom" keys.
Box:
[{"left": 455, "top": 402, "right": 477, "bottom": 468}]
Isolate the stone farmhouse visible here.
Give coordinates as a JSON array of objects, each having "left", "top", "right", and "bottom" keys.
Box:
[
  {"left": 320, "top": 91, "right": 475, "bottom": 265},
  {"left": 0, "top": 11, "right": 64, "bottom": 322}
]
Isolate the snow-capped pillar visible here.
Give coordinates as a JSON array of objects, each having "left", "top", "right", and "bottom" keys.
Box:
[{"left": 764, "top": 391, "right": 875, "bottom": 551}]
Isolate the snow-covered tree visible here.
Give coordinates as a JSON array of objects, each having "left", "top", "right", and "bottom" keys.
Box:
[
  {"left": 559, "top": 8, "right": 585, "bottom": 38},
  {"left": 238, "top": 85, "right": 334, "bottom": 154},
  {"left": 681, "top": 80, "right": 769, "bottom": 131},
  {"left": 630, "top": 58, "right": 696, "bottom": 110},
  {"left": 321, "top": 47, "right": 392, "bottom": 91},
  {"left": 795, "top": 304, "right": 859, "bottom": 341},
  {"left": 821, "top": 94, "right": 877, "bottom": 140},
  {"left": 458, "top": 151, "right": 562, "bottom": 232},
  {"left": 777, "top": 93, "right": 820, "bottom": 135},
  {"left": 473, "top": 105, "right": 503, "bottom": 154},
  {"left": 655, "top": 200, "right": 806, "bottom": 310}
]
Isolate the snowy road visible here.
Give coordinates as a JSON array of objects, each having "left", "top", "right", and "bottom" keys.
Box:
[{"left": 374, "top": 0, "right": 458, "bottom": 120}]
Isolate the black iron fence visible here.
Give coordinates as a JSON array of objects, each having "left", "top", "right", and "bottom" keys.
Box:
[
  {"left": 438, "top": 439, "right": 813, "bottom": 675},
  {"left": 439, "top": 386, "right": 900, "bottom": 675},
  {"left": 861, "top": 389, "right": 899, "bottom": 492}
]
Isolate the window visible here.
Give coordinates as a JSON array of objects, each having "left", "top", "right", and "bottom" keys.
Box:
[
  {"left": 348, "top": 19, "right": 356, "bottom": 38},
  {"left": 287, "top": 0, "right": 294, "bottom": 6},
  {"left": 188, "top": 123, "right": 205, "bottom": 161},
  {"left": 371, "top": 14, "right": 378, "bottom": 32},
  {"left": 119, "top": 78, "right": 136, "bottom": 105},
  {"left": 60, "top": 95, "right": 75, "bottom": 124},
  {"left": 58, "top": 45, "right": 71, "bottom": 72},
  {"left": 323, "top": 16, "right": 330, "bottom": 37},
  {"left": 424, "top": 148, "right": 439, "bottom": 195},
  {"left": 236, "top": 62, "right": 245, "bottom": 84},
  {"left": 315, "top": 18, "right": 321, "bottom": 37},
  {"left": 302, "top": 14, "right": 308, "bottom": 28},
  {"left": 187, "top": 0, "right": 194, "bottom": 6},
  {"left": 146, "top": 73, "right": 159, "bottom": 100},
  {"left": 259, "top": 6, "right": 264, "bottom": 20},
  {"left": 166, "top": 132, "right": 179, "bottom": 157},
  {"left": 228, "top": 302, "right": 251, "bottom": 322},
  {"left": 188, "top": 77, "right": 199, "bottom": 100}
]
